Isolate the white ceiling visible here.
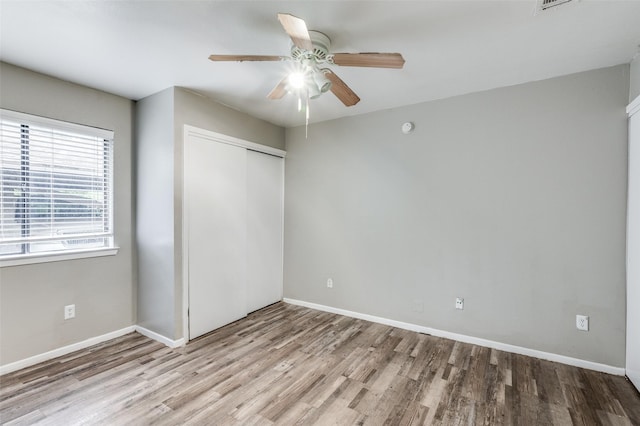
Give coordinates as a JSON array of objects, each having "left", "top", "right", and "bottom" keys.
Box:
[{"left": 1, "top": 1, "right": 639, "bottom": 128}]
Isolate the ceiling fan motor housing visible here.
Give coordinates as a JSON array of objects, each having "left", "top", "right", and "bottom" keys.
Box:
[{"left": 291, "top": 30, "right": 331, "bottom": 63}]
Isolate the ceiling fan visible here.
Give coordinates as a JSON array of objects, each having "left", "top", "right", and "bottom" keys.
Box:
[{"left": 209, "top": 13, "right": 405, "bottom": 107}]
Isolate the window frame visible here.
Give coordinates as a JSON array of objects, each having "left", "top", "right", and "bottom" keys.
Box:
[{"left": 0, "top": 109, "right": 118, "bottom": 267}]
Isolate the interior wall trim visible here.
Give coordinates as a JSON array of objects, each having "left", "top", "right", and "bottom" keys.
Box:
[
  {"left": 134, "top": 325, "right": 185, "bottom": 349},
  {"left": 1, "top": 302, "right": 624, "bottom": 378},
  {"left": 283, "top": 298, "right": 626, "bottom": 376},
  {"left": 0, "top": 325, "right": 187, "bottom": 376},
  {"left": 183, "top": 125, "right": 286, "bottom": 158},
  {"left": 181, "top": 124, "right": 287, "bottom": 343},
  {"left": 0, "top": 326, "right": 136, "bottom": 376}
]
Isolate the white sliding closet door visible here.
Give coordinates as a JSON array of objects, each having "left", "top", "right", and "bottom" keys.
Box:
[
  {"left": 627, "top": 102, "right": 640, "bottom": 390},
  {"left": 186, "top": 135, "right": 247, "bottom": 340},
  {"left": 246, "top": 150, "right": 284, "bottom": 313},
  {"left": 184, "top": 126, "right": 286, "bottom": 341}
]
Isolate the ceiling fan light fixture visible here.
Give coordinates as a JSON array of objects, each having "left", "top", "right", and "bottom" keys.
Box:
[
  {"left": 308, "top": 81, "right": 322, "bottom": 99},
  {"left": 314, "top": 69, "right": 332, "bottom": 93},
  {"left": 288, "top": 71, "right": 306, "bottom": 89}
]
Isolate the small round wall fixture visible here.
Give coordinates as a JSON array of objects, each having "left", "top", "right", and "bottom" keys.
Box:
[{"left": 401, "top": 121, "right": 415, "bottom": 134}]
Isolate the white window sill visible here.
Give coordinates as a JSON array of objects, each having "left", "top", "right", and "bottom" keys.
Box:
[{"left": 0, "top": 247, "right": 119, "bottom": 268}]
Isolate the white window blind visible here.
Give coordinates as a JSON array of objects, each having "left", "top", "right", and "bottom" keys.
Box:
[{"left": 0, "top": 109, "right": 114, "bottom": 259}]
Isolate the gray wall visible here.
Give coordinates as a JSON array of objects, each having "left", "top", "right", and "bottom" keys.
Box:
[
  {"left": 136, "top": 87, "right": 284, "bottom": 340},
  {"left": 136, "top": 88, "right": 175, "bottom": 338},
  {"left": 0, "top": 62, "right": 135, "bottom": 365},
  {"left": 283, "top": 65, "right": 629, "bottom": 367},
  {"left": 174, "top": 88, "right": 284, "bottom": 152},
  {"left": 631, "top": 55, "right": 640, "bottom": 103}
]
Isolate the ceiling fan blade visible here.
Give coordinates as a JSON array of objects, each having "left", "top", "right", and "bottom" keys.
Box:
[
  {"left": 267, "top": 77, "right": 288, "bottom": 100},
  {"left": 209, "top": 54, "right": 286, "bottom": 62},
  {"left": 324, "top": 70, "right": 360, "bottom": 107},
  {"left": 277, "top": 13, "right": 313, "bottom": 51},
  {"left": 331, "top": 53, "right": 405, "bottom": 69}
]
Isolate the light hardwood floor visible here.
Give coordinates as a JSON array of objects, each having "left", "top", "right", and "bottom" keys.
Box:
[{"left": 1, "top": 302, "right": 639, "bottom": 425}]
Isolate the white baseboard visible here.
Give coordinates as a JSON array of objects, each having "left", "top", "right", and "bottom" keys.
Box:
[
  {"left": 0, "top": 325, "right": 186, "bottom": 376},
  {"left": 134, "top": 325, "right": 185, "bottom": 349},
  {"left": 0, "top": 326, "right": 136, "bottom": 376},
  {"left": 283, "top": 298, "right": 625, "bottom": 376},
  {"left": 1, "top": 302, "right": 624, "bottom": 378}
]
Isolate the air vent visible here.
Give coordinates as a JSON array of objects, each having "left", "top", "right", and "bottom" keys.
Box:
[{"left": 538, "top": 0, "right": 574, "bottom": 11}]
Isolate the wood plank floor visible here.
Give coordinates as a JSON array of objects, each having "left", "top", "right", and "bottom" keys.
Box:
[{"left": 1, "top": 302, "right": 639, "bottom": 425}]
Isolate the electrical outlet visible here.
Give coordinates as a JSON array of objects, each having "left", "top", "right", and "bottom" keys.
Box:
[
  {"left": 576, "top": 314, "right": 589, "bottom": 331},
  {"left": 327, "top": 278, "right": 333, "bottom": 288},
  {"left": 64, "top": 304, "right": 75, "bottom": 320},
  {"left": 455, "top": 297, "right": 464, "bottom": 310}
]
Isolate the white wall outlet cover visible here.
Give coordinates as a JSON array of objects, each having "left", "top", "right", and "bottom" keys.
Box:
[
  {"left": 64, "top": 304, "right": 76, "bottom": 320},
  {"left": 576, "top": 314, "right": 589, "bottom": 331},
  {"left": 326, "top": 278, "right": 333, "bottom": 288},
  {"left": 455, "top": 297, "right": 464, "bottom": 310},
  {"left": 401, "top": 122, "right": 415, "bottom": 134}
]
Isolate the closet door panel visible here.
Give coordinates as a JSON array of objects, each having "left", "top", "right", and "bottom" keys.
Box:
[
  {"left": 186, "top": 136, "right": 247, "bottom": 339},
  {"left": 246, "top": 150, "right": 284, "bottom": 313}
]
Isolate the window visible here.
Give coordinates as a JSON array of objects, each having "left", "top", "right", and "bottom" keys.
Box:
[{"left": 0, "top": 110, "right": 115, "bottom": 264}]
